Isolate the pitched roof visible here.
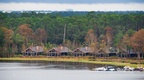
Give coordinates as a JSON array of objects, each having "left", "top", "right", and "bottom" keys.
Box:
[
  {"left": 23, "top": 46, "right": 44, "bottom": 53},
  {"left": 73, "top": 47, "right": 93, "bottom": 53},
  {"left": 97, "top": 47, "right": 110, "bottom": 53},
  {"left": 48, "top": 46, "right": 72, "bottom": 53}
]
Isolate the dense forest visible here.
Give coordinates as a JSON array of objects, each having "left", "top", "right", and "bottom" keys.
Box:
[{"left": 0, "top": 11, "right": 144, "bottom": 58}]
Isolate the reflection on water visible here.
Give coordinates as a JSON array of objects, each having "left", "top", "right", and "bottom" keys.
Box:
[
  {"left": 0, "top": 61, "right": 144, "bottom": 80},
  {"left": 0, "top": 60, "right": 110, "bottom": 70}
]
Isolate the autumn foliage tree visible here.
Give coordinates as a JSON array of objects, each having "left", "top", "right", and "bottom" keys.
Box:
[
  {"left": 118, "top": 34, "right": 131, "bottom": 58},
  {"left": 2, "top": 27, "right": 14, "bottom": 57},
  {"left": 34, "top": 28, "right": 47, "bottom": 45},
  {"left": 104, "top": 27, "right": 113, "bottom": 48},
  {"left": 130, "top": 29, "right": 144, "bottom": 59},
  {"left": 85, "top": 29, "right": 97, "bottom": 45},
  {"left": 85, "top": 29, "right": 98, "bottom": 53},
  {"left": 2, "top": 27, "right": 14, "bottom": 48},
  {"left": 18, "top": 24, "right": 33, "bottom": 47}
]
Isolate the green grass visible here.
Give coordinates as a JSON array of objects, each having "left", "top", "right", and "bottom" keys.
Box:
[{"left": 0, "top": 57, "right": 143, "bottom": 68}]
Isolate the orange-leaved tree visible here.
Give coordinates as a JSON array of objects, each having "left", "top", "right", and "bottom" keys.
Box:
[
  {"left": 2, "top": 27, "right": 14, "bottom": 56},
  {"left": 85, "top": 29, "right": 98, "bottom": 54},
  {"left": 18, "top": 24, "right": 33, "bottom": 47},
  {"left": 104, "top": 26, "right": 113, "bottom": 48},
  {"left": 130, "top": 29, "right": 144, "bottom": 59}
]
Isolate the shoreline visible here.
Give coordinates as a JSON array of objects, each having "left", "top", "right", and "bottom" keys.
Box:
[{"left": 0, "top": 57, "right": 143, "bottom": 68}]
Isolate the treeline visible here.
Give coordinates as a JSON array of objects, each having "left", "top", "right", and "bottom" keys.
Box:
[{"left": 0, "top": 11, "right": 144, "bottom": 58}]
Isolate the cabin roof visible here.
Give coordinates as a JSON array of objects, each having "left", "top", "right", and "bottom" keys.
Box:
[
  {"left": 22, "top": 46, "right": 44, "bottom": 53},
  {"left": 97, "top": 47, "right": 110, "bottom": 53},
  {"left": 73, "top": 47, "right": 93, "bottom": 53},
  {"left": 48, "top": 46, "right": 72, "bottom": 53}
]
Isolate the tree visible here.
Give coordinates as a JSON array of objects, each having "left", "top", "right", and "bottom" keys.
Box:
[
  {"left": 85, "top": 29, "right": 98, "bottom": 54},
  {"left": 85, "top": 29, "right": 97, "bottom": 45},
  {"left": 120, "top": 34, "right": 131, "bottom": 58},
  {"left": 0, "top": 27, "right": 5, "bottom": 47},
  {"left": 104, "top": 27, "right": 113, "bottom": 48},
  {"left": 2, "top": 27, "right": 14, "bottom": 47},
  {"left": 13, "top": 33, "right": 24, "bottom": 54},
  {"left": 34, "top": 28, "right": 47, "bottom": 45},
  {"left": 0, "top": 27, "right": 5, "bottom": 57},
  {"left": 113, "top": 31, "right": 125, "bottom": 58},
  {"left": 126, "top": 29, "right": 136, "bottom": 37},
  {"left": 99, "top": 39, "right": 108, "bottom": 57},
  {"left": 130, "top": 29, "right": 144, "bottom": 59},
  {"left": 1, "top": 27, "right": 14, "bottom": 57},
  {"left": 119, "top": 29, "right": 135, "bottom": 58},
  {"left": 18, "top": 24, "right": 33, "bottom": 47}
]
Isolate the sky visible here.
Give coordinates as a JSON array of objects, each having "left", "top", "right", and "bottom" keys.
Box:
[{"left": 0, "top": 0, "right": 144, "bottom": 11}]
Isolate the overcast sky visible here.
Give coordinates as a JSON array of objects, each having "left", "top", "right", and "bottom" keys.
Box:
[
  {"left": 1, "top": 0, "right": 144, "bottom": 3},
  {"left": 0, "top": 0, "right": 144, "bottom": 11}
]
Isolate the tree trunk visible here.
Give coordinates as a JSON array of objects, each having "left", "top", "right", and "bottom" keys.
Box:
[
  {"left": 137, "top": 52, "right": 140, "bottom": 60},
  {"left": 142, "top": 53, "right": 144, "bottom": 59},
  {"left": 126, "top": 52, "right": 128, "bottom": 58}
]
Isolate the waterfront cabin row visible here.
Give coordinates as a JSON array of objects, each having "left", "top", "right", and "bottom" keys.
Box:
[
  {"left": 47, "top": 46, "right": 93, "bottom": 56},
  {"left": 22, "top": 46, "right": 93, "bottom": 56},
  {"left": 22, "top": 46, "right": 143, "bottom": 58}
]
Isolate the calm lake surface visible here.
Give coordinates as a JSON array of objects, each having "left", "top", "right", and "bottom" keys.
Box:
[{"left": 0, "top": 61, "right": 144, "bottom": 80}]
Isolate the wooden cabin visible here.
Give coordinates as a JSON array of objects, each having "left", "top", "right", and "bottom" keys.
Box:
[
  {"left": 73, "top": 47, "right": 93, "bottom": 56},
  {"left": 47, "top": 46, "right": 72, "bottom": 56},
  {"left": 22, "top": 46, "right": 44, "bottom": 56}
]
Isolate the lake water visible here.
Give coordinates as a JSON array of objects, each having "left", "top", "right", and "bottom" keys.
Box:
[{"left": 0, "top": 61, "right": 144, "bottom": 80}]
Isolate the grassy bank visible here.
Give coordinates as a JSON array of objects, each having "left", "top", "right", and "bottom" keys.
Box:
[{"left": 0, "top": 57, "right": 143, "bottom": 68}]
